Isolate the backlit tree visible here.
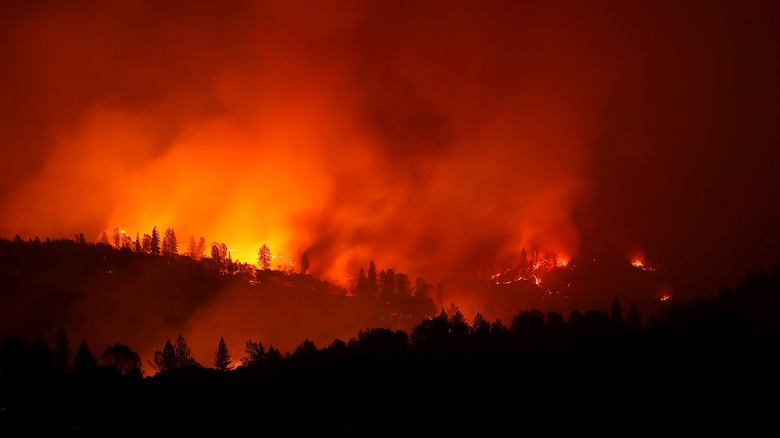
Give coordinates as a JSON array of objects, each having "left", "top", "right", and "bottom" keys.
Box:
[
  {"left": 162, "top": 227, "right": 178, "bottom": 255},
  {"left": 258, "top": 243, "right": 272, "bottom": 270},
  {"left": 187, "top": 235, "right": 199, "bottom": 259},
  {"left": 142, "top": 234, "right": 152, "bottom": 253},
  {"left": 242, "top": 340, "right": 265, "bottom": 367},
  {"left": 174, "top": 334, "right": 196, "bottom": 368},
  {"left": 151, "top": 340, "right": 176, "bottom": 374},
  {"left": 151, "top": 227, "right": 161, "bottom": 255},
  {"left": 103, "top": 344, "right": 142, "bottom": 377},
  {"left": 74, "top": 339, "right": 97, "bottom": 372},
  {"left": 214, "top": 337, "right": 232, "bottom": 371},
  {"left": 367, "top": 260, "right": 378, "bottom": 295}
]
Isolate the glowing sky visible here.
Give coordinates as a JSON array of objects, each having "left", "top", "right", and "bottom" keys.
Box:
[{"left": 2, "top": 0, "right": 779, "bottom": 302}]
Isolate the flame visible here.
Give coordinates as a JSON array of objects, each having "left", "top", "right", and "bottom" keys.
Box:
[{"left": 631, "top": 258, "right": 656, "bottom": 272}]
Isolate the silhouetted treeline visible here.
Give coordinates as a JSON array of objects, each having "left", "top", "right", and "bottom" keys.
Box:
[
  {"left": 0, "top": 236, "right": 439, "bottom": 353},
  {"left": 2, "top": 265, "right": 778, "bottom": 433}
]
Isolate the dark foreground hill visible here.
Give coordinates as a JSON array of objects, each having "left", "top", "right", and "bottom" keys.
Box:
[
  {"left": 1, "top": 237, "right": 779, "bottom": 433},
  {"left": 2, "top": 265, "right": 779, "bottom": 434}
]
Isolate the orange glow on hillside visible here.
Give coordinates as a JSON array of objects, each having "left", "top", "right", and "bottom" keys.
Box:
[{"left": 2, "top": 0, "right": 779, "bottom": 366}]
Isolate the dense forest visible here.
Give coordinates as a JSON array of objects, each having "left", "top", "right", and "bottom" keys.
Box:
[{"left": 1, "top": 236, "right": 778, "bottom": 433}]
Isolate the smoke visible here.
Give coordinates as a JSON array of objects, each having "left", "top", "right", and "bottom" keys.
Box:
[{"left": 1, "top": 0, "right": 778, "bottom": 322}]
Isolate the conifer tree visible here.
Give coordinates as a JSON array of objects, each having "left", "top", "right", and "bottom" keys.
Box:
[
  {"left": 151, "top": 340, "right": 177, "bottom": 374},
  {"left": 113, "top": 228, "right": 122, "bottom": 248},
  {"left": 197, "top": 237, "right": 206, "bottom": 258},
  {"left": 174, "top": 334, "right": 196, "bottom": 368},
  {"left": 367, "top": 260, "right": 378, "bottom": 294},
  {"left": 257, "top": 243, "right": 272, "bottom": 270},
  {"left": 519, "top": 248, "right": 530, "bottom": 277},
  {"left": 162, "top": 227, "right": 178, "bottom": 255},
  {"left": 142, "top": 234, "right": 152, "bottom": 253},
  {"left": 151, "top": 227, "right": 161, "bottom": 255},
  {"left": 187, "top": 235, "right": 199, "bottom": 259},
  {"left": 74, "top": 339, "right": 97, "bottom": 372},
  {"left": 214, "top": 337, "right": 232, "bottom": 371}
]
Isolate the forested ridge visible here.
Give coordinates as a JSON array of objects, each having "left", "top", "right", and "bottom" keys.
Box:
[{"left": 1, "top": 237, "right": 778, "bottom": 433}]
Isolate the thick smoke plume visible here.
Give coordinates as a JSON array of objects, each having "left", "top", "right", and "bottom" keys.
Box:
[{"left": 1, "top": 1, "right": 778, "bottom": 351}]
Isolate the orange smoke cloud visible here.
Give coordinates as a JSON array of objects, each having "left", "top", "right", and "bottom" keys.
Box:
[
  {"left": 2, "top": 0, "right": 779, "bottom": 320},
  {"left": 0, "top": 1, "right": 604, "bottom": 286}
]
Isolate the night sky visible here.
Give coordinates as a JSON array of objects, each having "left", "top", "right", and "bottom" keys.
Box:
[{"left": 1, "top": 0, "right": 779, "bottom": 325}]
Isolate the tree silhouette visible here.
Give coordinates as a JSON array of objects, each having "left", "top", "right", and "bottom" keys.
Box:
[
  {"left": 151, "top": 227, "right": 161, "bottom": 255},
  {"left": 472, "top": 312, "right": 490, "bottom": 336},
  {"left": 211, "top": 244, "right": 222, "bottom": 262},
  {"left": 395, "top": 273, "right": 411, "bottom": 296},
  {"left": 142, "top": 233, "right": 152, "bottom": 253},
  {"left": 73, "top": 339, "right": 97, "bottom": 372},
  {"left": 367, "top": 260, "right": 378, "bottom": 295},
  {"left": 113, "top": 228, "right": 122, "bottom": 248},
  {"left": 294, "top": 339, "right": 317, "bottom": 357},
  {"left": 214, "top": 337, "right": 232, "bottom": 371},
  {"left": 197, "top": 237, "right": 206, "bottom": 259},
  {"left": 187, "top": 235, "right": 199, "bottom": 259},
  {"left": 380, "top": 268, "right": 396, "bottom": 299},
  {"left": 300, "top": 252, "right": 310, "bottom": 275},
  {"left": 242, "top": 340, "right": 265, "bottom": 367},
  {"left": 151, "top": 339, "right": 177, "bottom": 374},
  {"left": 520, "top": 247, "right": 530, "bottom": 277},
  {"left": 414, "top": 277, "right": 430, "bottom": 300},
  {"left": 99, "top": 231, "right": 110, "bottom": 246},
  {"left": 174, "top": 334, "right": 197, "bottom": 368},
  {"left": 258, "top": 243, "right": 272, "bottom": 270},
  {"left": 103, "top": 343, "right": 142, "bottom": 377},
  {"left": 265, "top": 345, "right": 283, "bottom": 362},
  {"left": 162, "top": 227, "right": 178, "bottom": 255}
]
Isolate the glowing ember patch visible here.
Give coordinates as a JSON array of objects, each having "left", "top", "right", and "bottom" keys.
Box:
[
  {"left": 631, "top": 259, "right": 656, "bottom": 271},
  {"left": 660, "top": 294, "right": 671, "bottom": 301}
]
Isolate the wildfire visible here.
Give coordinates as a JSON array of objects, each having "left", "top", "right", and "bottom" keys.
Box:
[
  {"left": 660, "top": 294, "right": 671, "bottom": 302},
  {"left": 489, "top": 249, "right": 572, "bottom": 293},
  {"left": 631, "top": 258, "right": 656, "bottom": 271}
]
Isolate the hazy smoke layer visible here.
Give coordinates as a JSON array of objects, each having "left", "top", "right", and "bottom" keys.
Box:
[{"left": 1, "top": 0, "right": 778, "bottom": 310}]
